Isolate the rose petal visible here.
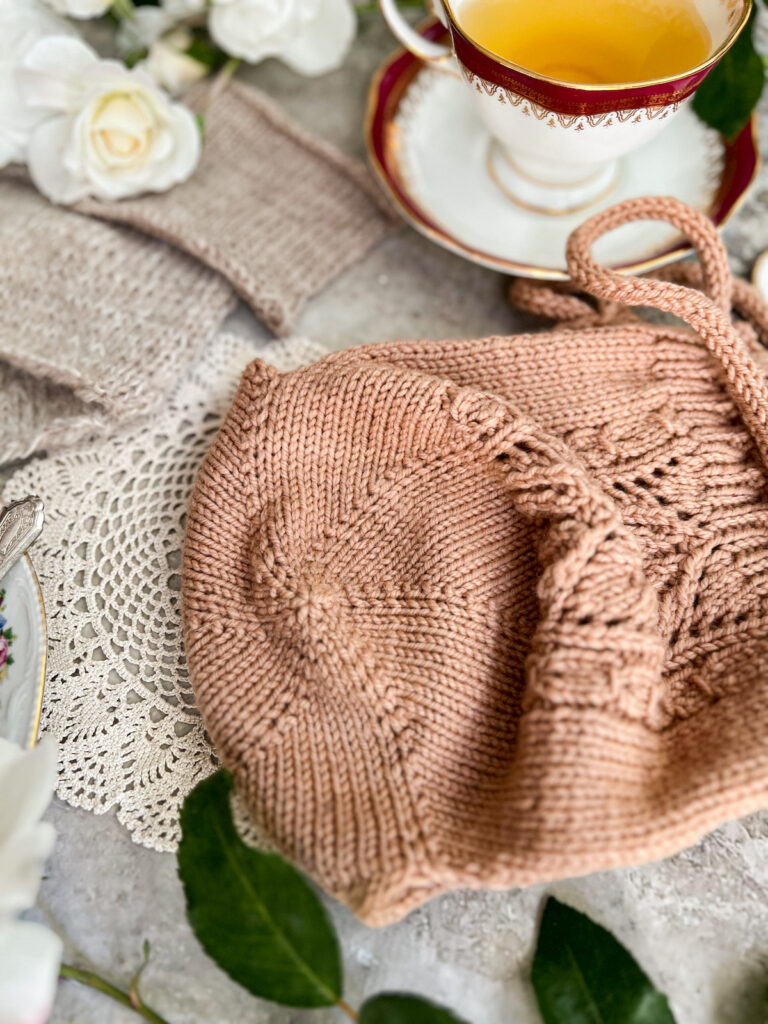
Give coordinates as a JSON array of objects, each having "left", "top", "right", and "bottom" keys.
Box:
[
  {"left": 278, "top": 0, "right": 355, "bottom": 75},
  {"left": 43, "top": 0, "right": 111, "bottom": 18},
  {"left": 16, "top": 36, "right": 98, "bottom": 111},
  {"left": 0, "top": 738, "right": 57, "bottom": 841},
  {"left": 0, "top": 920, "right": 62, "bottom": 1024},
  {"left": 26, "top": 114, "right": 90, "bottom": 204}
]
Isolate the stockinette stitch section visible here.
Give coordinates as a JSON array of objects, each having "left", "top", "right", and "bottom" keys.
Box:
[{"left": 182, "top": 197, "right": 768, "bottom": 926}]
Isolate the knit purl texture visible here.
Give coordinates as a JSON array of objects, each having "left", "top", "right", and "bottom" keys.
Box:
[
  {"left": 0, "top": 171, "right": 234, "bottom": 462},
  {"left": 182, "top": 197, "right": 768, "bottom": 926},
  {"left": 78, "top": 81, "right": 394, "bottom": 337}
]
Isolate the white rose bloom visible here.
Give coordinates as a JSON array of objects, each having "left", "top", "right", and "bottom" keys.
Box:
[
  {"left": 43, "top": 0, "right": 110, "bottom": 17},
  {"left": 147, "top": 28, "right": 209, "bottom": 96},
  {"left": 163, "top": 0, "right": 206, "bottom": 16},
  {"left": 116, "top": 5, "right": 172, "bottom": 56},
  {"left": 209, "top": 0, "right": 355, "bottom": 76},
  {"left": 0, "top": 0, "right": 72, "bottom": 168},
  {"left": 17, "top": 36, "right": 201, "bottom": 204},
  {"left": 0, "top": 737, "right": 60, "bottom": 1024},
  {"left": 0, "top": 920, "right": 62, "bottom": 1024}
]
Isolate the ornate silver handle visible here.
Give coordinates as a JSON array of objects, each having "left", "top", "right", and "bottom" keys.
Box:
[{"left": 0, "top": 496, "right": 45, "bottom": 583}]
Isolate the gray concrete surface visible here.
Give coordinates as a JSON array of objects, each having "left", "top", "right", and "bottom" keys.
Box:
[{"left": 17, "top": 10, "right": 768, "bottom": 1024}]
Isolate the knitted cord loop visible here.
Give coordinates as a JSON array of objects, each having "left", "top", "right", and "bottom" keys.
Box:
[{"left": 566, "top": 196, "right": 768, "bottom": 468}]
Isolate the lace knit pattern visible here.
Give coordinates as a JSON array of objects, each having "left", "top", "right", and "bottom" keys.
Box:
[{"left": 183, "top": 198, "right": 768, "bottom": 925}]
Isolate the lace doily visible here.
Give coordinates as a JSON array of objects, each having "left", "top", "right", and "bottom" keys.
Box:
[{"left": 3, "top": 332, "right": 327, "bottom": 851}]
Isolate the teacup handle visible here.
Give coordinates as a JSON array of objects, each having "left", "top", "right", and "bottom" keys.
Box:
[{"left": 378, "top": 0, "right": 462, "bottom": 77}]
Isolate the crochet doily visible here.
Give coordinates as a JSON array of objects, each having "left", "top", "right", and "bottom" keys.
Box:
[{"left": 3, "top": 332, "right": 327, "bottom": 851}]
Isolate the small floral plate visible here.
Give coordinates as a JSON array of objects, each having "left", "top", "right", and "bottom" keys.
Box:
[{"left": 0, "top": 554, "right": 46, "bottom": 748}]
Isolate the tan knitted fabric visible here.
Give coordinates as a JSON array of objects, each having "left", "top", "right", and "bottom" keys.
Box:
[
  {"left": 182, "top": 197, "right": 768, "bottom": 926},
  {"left": 78, "top": 81, "right": 394, "bottom": 337},
  {"left": 0, "top": 172, "right": 234, "bottom": 463}
]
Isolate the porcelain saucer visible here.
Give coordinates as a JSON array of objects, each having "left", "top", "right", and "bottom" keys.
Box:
[
  {"left": 366, "top": 21, "right": 759, "bottom": 279},
  {"left": 0, "top": 555, "right": 46, "bottom": 748}
]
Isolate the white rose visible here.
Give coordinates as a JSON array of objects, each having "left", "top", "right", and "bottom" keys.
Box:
[
  {"left": 0, "top": 737, "right": 60, "bottom": 1024},
  {"left": 116, "top": 0, "right": 209, "bottom": 56},
  {"left": 0, "top": 0, "right": 73, "bottom": 168},
  {"left": 163, "top": 0, "right": 206, "bottom": 17},
  {"left": 116, "top": 5, "right": 172, "bottom": 56},
  {"left": 0, "top": 921, "right": 62, "bottom": 1024},
  {"left": 209, "top": 0, "right": 355, "bottom": 76},
  {"left": 146, "top": 28, "right": 209, "bottom": 96},
  {"left": 43, "top": 0, "right": 110, "bottom": 17},
  {"left": 16, "top": 36, "right": 201, "bottom": 204}
]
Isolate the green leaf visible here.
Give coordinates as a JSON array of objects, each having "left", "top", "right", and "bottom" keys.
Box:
[
  {"left": 692, "top": 11, "right": 764, "bottom": 140},
  {"left": 123, "top": 49, "right": 148, "bottom": 69},
  {"left": 177, "top": 768, "right": 342, "bottom": 1008},
  {"left": 360, "top": 994, "right": 471, "bottom": 1023},
  {"left": 184, "top": 34, "right": 229, "bottom": 71},
  {"left": 531, "top": 897, "right": 677, "bottom": 1024}
]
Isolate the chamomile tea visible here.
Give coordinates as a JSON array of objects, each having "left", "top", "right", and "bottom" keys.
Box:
[{"left": 455, "top": 0, "right": 712, "bottom": 85}]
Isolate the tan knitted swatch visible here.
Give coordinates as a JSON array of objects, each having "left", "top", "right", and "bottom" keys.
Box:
[
  {"left": 78, "top": 81, "right": 394, "bottom": 337},
  {"left": 182, "top": 197, "right": 768, "bottom": 925},
  {"left": 0, "top": 173, "right": 234, "bottom": 463}
]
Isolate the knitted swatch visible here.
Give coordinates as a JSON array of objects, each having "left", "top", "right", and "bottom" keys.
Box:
[
  {"left": 78, "top": 81, "right": 394, "bottom": 337},
  {"left": 182, "top": 197, "right": 768, "bottom": 925},
  {"left": 0, "top": 172, "right": 234, "bottom": 463}
]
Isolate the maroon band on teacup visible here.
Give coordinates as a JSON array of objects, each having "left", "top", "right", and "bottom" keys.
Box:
[{"left": 446, "top": 5, "right": 749, "bottom": 117}]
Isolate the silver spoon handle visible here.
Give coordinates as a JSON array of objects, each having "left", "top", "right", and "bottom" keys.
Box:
[{"left": 0, "top": 496, "right": 45, "bottom": 583}]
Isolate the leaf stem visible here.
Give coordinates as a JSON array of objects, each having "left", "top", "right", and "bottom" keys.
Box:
[
  {"left": 196, "top": 56, "right": 241, "bottom": 119},
  {"left": 337, "top": 998, "right": 360, "bottom": 1020},
  {"left": 59, "top": 964, "right": 171, "bottom": 1024},
  {"left": 110, "top": 0, "right": 135, "bottom": 20}
]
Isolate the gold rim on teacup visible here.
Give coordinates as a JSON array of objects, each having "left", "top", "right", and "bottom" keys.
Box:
[{"left": 378, "top": 0, "right": 753, "bottom": 214}]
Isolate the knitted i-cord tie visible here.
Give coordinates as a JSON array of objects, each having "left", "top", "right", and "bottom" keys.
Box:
[{"left": 565, "top": 196, "right": 768, "bottom": 471}]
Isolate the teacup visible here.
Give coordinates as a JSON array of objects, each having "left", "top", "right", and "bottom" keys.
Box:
[{"left": 378, "top": 0, "right": 751, "bottom": 214}]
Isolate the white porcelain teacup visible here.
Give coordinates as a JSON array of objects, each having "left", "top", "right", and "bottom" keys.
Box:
[{"left": 379, "top": 0, "right": 751, "bottom": 214}]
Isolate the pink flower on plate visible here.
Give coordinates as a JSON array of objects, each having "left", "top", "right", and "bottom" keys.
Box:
[{"left": 0, "top": 636, "right": 8, "bottom": 671}]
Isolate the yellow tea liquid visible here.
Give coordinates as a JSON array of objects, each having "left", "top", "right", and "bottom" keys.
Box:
[{"left": 456, "top": 0, "right": 712, "bottom": 84}]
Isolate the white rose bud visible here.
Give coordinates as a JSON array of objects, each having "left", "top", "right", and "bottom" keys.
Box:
[
  {"left": 146, "top": 28, "right": 210, "bottom": 96},
  {"left": 116, "top": 5, "right": 172, "bottom": 56},
  {"left": 0, "top": 0, "right": 73, "bottom": 168},
  {"left": 163, "top": 0, "right": 206, "bottom": 16},
  {"left": 43, "top": 0, "right": 110, "bottom": 17},
  {"left": 16, "top": 36, "right": 201, "bottom": 204},
  {"left": 209, "top": 0, "right": 356, "bottom": 76}
]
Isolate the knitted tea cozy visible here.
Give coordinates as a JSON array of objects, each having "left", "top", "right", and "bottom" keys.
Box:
[{"left": 182, "top": 197, "right": 768, "bottom": 926}]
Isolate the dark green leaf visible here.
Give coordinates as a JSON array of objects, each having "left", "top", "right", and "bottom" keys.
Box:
[
  {"left": 177, "top": 769, "right": 342, "bottom": 1008},
  {"left": 123, "top": 49, "right": 148, "bottom": 69},
  {"left": 184, "top": 34, "right": 229, "bottom": 71},
  {"left": 692, "top": 11, "right": 764, "bottom": 140},
  {"left": 531, "top": 897, "right": 677, "bottom": 1024},
  {"left": 360, "top": 994, "right": 471, "bottom": 1023}
]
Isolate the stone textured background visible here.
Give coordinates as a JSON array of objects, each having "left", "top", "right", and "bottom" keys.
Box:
[{"left": 14, "top": 10, "right": 768, "bottom": 1024}]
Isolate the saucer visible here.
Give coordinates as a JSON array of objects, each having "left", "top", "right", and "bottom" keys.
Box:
[
  {"left": 366, "top": 20, "right": 760, "bottom": 279},
  {"left": 0, "top": 555, "right": 46, "bottom": 748}
]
